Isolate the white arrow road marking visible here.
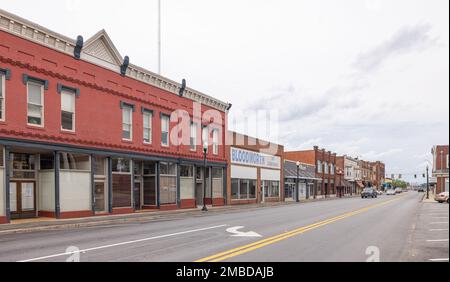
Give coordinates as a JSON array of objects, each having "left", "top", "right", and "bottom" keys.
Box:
[{"left": 226, "top": 226, "right": 262, "bottom": 237}]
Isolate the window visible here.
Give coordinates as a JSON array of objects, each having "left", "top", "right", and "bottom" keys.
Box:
[
  {"left": 231, "top": 178, "right": 257, "bottom": 200},
  {"left": 112, "top": 158, "right": 131, "bottom": 173},
  {"left": 265, "top": 181, "right": 280, "bottom": 198},
  {"left": 161, "top": 114, "right": 170, "bottom": 147},
  {"left": 61, "top": 91, "right": 75, "bottom": 131},
  {"left": 59, "top": 153, "right": 90, "bottom": 171},
  {"left": 122, "top": 105, "right": 133, "bottom": 140},
  {"left": 190, "top": 123, "right": 197, "bottom": 151},
  {"left": 202, "top": 126, "right": 209, "bottom": 146},
  {"left": 180, "top": 165, "right": 194, "bottom": 178},
  {"left": 27, "top": 82, "right": 44, "bottom": 126},
  {"left": 160, "top": 162, "right": 177, "bottom": 205},
  {"left": 143, "top": 111, "right": 152, "bottom": 144},
  {"left": 112, "top": 158, "right": 132, "bottom": 208},
  {"left": 330, "top": 163, "right": 334, "bottom": 175},
  {"left": 0, "top": 74, "right": 4, "bottom": 121},
  {"left": 317, "top": 160, "right": 322, "bottom": 173},
  {"left": 324, "top": 162, "right": 329, "bottom": 174},
  {"left": 212, "top": 129, "right": 219, "bottom": 155},
  {"left": 40, "top": 154, "right": 54, "bottom": 170}
]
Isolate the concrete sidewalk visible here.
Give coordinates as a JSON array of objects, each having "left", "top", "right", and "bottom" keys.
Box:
[{"left": 0, "top": 195, "right": 359, "bottom": 235}]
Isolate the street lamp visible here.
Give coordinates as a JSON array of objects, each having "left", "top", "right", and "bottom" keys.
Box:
[
  {"left": 202, "top": 142, "right": 208, "bottom": 212},
  {"left": 296, "top": 161, "right": 301, "bottom": 203},
  {"left": 426, "top": 165, "right": 430, "bottom": 200}
]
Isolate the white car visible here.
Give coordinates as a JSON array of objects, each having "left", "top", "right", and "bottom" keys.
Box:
[{"left": 386, "top": 189, "right": 396, "bottom": 196}]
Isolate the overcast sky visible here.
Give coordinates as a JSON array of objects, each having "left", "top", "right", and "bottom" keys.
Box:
[{"left": 1, "top": 0, "right": 448, "bottom": 182}]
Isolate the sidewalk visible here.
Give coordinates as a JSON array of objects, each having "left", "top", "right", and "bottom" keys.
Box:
[
  {"left": 422, "top": 192, "right": 436, "bottom": 203},
  {"left": 0, "top": 195, "right": 359, "bottom": 235}
]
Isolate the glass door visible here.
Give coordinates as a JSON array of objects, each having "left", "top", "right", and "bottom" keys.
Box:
[
  {"left": 10, "top": 181, "right": 36, "bottom": 219},
  {"left": 94, "top": 157, "right": 107, "bottom": 213}
]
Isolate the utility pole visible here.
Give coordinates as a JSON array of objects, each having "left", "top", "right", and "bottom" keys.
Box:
[{"left": 426, "top": 165, "right": 430, "bottom": 199}]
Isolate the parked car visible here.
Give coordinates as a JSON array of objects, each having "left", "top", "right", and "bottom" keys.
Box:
[
  {"left": 361, "top": 188, "right": 378, "bottom": 198},
  {"left": 395, "top": 188, "right": 403, "bottom": 194},
  {"left": 434, "top": 192, "right": 449, "bottom": 204},
  {"left": 386, "top": 189, "right": 396, "bottom": 196},
  {"left": 377, "top": 190, "right": 383, "bottom": 196}
]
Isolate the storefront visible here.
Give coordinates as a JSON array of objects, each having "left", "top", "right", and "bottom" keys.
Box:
[
  {"left": 284, "top": 160, "right": 318, "bottom": 201},
  {"left": 226, "top": 132, "right": 284, "bottom": 205}
]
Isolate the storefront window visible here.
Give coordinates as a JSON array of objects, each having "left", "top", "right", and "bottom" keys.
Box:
[
  {"left": 231, "top": 179, "right": 239, "bottom": 200},
  {"left": 180, "top": 165, "right": 194, "bottom": 200},
  {"left": 160, "top": 162, "right": 177, "bottom": 205},
  {"left": 10, "top": 153, "right": 36, "bottom": 179},
  {"left": 212, "top": 168, "right": 223, "bottom": 198},
  {"left": 112, "top": 158, "right": 132, "bottom": 208},
  {"left": 59, "top": 153, "right": 90, "bottom": 171},
  {"left": 94, "top": 156, "right": 106, "bottom": 176},
  {"left": 143, "top": 161, "right": 157, "bottom": 206},
  {"left": 40, "top": 154, "right": 54, "bottom": 170},
  {"left": 232, "top": 178, "right": 257, "bottom": 200},
  {"left": 265, "top": 181, "right": 280, "bottom": 198},
  {"left": 112, "top": 158, "right": 131, "bottom": 173}
]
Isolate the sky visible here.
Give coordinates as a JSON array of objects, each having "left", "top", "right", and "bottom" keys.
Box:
[{"left": 1, "top": 0, "right": 448, "bottom": 182}]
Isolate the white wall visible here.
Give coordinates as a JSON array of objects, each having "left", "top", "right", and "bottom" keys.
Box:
[
  {"left": 60, "top": 171, "right": 91, "bottom": 212},
  {"left": 231, "top": 165, "right": 257, "bottom": 180},
  {"left": 0, "top": 168, "right": 4, "bottom": 216},
  {"left": 39, "top": 171, "right": 55, "bottom": 212},
  {"left": 261, "top": 169, "right": 281, "bottom": 181},
  {"left": 180, "top": 177, "right": 194, "bottom": 200}
]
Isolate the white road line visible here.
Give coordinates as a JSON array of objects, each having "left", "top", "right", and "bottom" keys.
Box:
[
  {"left": 429, "top": 258, "right": 449, "bottom": 262},
  {"left": 429, "top": 229, "right": 449, "bottom": 232},
  {"left": 17, "top": 224, "right": 228, "bottom": 262},
  {"left": 430, "top": 222, "right": 449, "bottom": 224},
  {"left": 426, "top": 239, "right": 449, "bottom": 242},
  {"left": 432, "top": 217, "right": 449, "bottom": 219}
]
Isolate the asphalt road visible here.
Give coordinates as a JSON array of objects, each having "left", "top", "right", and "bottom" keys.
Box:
[{"left": 0, "top": 192, "right": 445, "bottom": 262}]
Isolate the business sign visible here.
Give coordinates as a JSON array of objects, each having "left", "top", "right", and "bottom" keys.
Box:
[{"left": 231, "top": 147, "right": 281, "bottom": 170}]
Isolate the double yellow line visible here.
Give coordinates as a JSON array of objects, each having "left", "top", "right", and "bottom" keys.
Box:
[{"left": 196, "top": 196, "right": 404, "bottom": 262}]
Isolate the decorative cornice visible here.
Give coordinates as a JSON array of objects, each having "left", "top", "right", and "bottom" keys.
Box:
[
  {"left": 0, "top": 128, "right": 226, "bottom": 163},
  {"left": 0, "top": 8, "right": 229, "bottom": 112}
]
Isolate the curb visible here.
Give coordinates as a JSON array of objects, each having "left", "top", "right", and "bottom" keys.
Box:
[{"left": 0, "top": 195, "right": 359, "bottom": 236}]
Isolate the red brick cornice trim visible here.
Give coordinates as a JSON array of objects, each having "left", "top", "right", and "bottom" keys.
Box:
[{"left": 0, "top": 129, "right": 226, "bottom": 163}]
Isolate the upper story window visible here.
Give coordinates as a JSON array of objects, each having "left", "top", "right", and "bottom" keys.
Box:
[
  {"left": 61, "top": 90, "right": 75, "bottom": 131},
  {"left": 122, "top": 104, "right": 133, "bottom": 141},
  {"left": 0, "top": 73, "right": 4, "bottom": 121},
  {"left": 190, "top": 123, "right": 197, "bottom": 151},
  {"left": 317, "top": 160, "right": 322, "bottom": 173},
  {"left": 161, "top": 114, "right": 170, "bottom": 147},
  {"left": 27, "top": 81, "right": 44, "bottom": 127},
  {"left": 330, "top": 163, "right": 335, "bottom": 175},
  {"left": 202, "top": 126, "right": 209, "bottom": 147},
  {"left": 324, "top": 162, "right": 329, "bottom": 174},
  {"left": 143, "top": 110, "right": 153, "bottom": 144},
  {"left": 212, "top": 129, "right": 219, "bottom": 155}
]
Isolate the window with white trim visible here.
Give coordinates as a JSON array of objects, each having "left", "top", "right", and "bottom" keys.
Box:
[
  {"left": 27, "top": 81, "right": 44, "bottom": 126},
  {"left": 122, "top": 105, "right": 133, "bottom": 140},
  {"left": 190, "top": 123, "right": 197, "bottom": 151},
  {"left": 324, "top": 162, "right": 329, "bottom": 174},
  {"left": 317, "top": 160, "right": 322, "bottom": 173},
  {"left": 161, "top": 114, "right": 170, "bottom": 147},
  {"left": 143, "top": 111, "right": 152, "bottom": 144},
  {"left": 212, "top": 129, "right": 219, "bottom": 155},
  {"left": 0, "top": 74, "right": 4, "bottom": 121},
  {"left": 61, "top": 90, "right": 75, "bottom": 131},
  {"left": 202, "top": 126, "right": 209, "bottom": 146}
]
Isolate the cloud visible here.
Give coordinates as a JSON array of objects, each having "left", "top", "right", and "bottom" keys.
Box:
[{"left": 353, "top": 23, "right": 438, "bottom": 74}]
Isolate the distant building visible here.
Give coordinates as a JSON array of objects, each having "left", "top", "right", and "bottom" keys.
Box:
[
  {"left": 432, "top": 145, "right": 449, "bottom": 194},
  {"left": 285, "top": 146, "right": 337, "bottom": 198}
]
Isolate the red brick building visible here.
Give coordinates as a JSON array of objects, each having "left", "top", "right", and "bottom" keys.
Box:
[
  {"left": 0, "top": 9, "right": 230, "bottom": 224},
  {"left": 370, "top": 161, "right": 386, "bottom": 190},
  {"left": 432, "top": 145, "right": 449, "bottom": 194},
  {"left": 226, "top": 131, "right": 284, "bottom": 205},
  {"left": 284, "top": 146, "right": 337, "bottom": 197}
]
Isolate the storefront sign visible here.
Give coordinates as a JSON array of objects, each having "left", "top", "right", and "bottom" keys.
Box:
[{"left": 231, "top": 147, "right": 281, "bottom": 169}]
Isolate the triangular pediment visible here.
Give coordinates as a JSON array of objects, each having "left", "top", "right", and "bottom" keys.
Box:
[{"left": 82, "top": 30, "right": 123, "bottom": 67}]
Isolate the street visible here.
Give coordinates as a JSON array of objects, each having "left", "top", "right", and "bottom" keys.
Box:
[{"left": 0, "top": 192, "right": 446, "bottom": 262}]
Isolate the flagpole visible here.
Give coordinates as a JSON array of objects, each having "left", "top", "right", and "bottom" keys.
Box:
[{"left": 158, "top": 0, "right": 161, "bottom": 75}]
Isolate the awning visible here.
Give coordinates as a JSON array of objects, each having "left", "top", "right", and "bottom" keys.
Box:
[{"left": 356, "top": 181, "right": 365, "bottom": 188}]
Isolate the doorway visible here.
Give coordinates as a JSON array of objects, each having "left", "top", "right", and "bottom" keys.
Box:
[{"left": 10, "top": 181, "right": 36, "bottom": 219}]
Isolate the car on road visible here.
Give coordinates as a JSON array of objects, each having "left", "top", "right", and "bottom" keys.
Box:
[
  {"left": 377, "top": 190, "right": 383, "bottom": 196},
  {"left": 386, "top": 189, "right": 396, "bottom": 196},
  {"left": 417, "top": 187, "right": 426, "bottom": 193},
  {"left": 434, "top": 192, "right": 449, "bottom": 204},
  {"left": 395, "top": 188, "right": 403, "bottom": 194},
  {"left": 361, "top": 188, "right": 378, "bottom": 198}
]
